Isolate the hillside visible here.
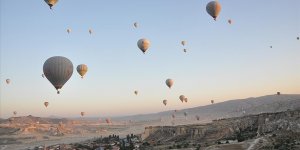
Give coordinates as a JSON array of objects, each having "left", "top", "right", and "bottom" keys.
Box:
[
  {"left": 115, "top": 94, "right": 300, "bottom": 123},
  {"left": 140, "top": 109, "right": 300, "bottom": 150}
]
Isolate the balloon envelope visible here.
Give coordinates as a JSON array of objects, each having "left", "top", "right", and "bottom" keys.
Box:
[
  {"left": 43, "top": 56, "right": 73, "bottom": 94},
  {"left": 163, "top": 100, "right": 167, "bottom": 106},
  {"left": 44, "top": 0, "right": 58, "bottom": 9},
  {"left": 6, "top": 79, "right": 10, "bottom": 84},
  {"left": 137, "top": 39, "right": 150, "bottom": 54},
  {"left": 165, "top": 79, "right": 174, "bottom": 89},
  {"left": 77, "top": 64, "right": 88, "bottom": 78},
  {"left": 134, "top": 22, "right": 138, "bottom": 28},
  {"left": 206, "top": 1, "right": 222, "bottom": 21},
  {"left": 179, "top": 95, "right": 185, "bottom": 102},
  {"left": 44, "top": 102, "right": 49, "bottom": 107}
]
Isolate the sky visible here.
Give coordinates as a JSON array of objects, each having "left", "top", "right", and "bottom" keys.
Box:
[{"left": 0, "top": 0, "right": 299, "bottom": 118}]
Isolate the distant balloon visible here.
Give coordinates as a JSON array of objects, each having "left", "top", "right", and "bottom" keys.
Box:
[
  {"left": 163, "top": 100, "right": 167, "bottom": 106},
  {"left": 134, "top": 22, "right": 138, "bottom": 28},
  {"left": 67, "top": 28, "right": 71, "bottom": 34},
  {"left": 174, "top": 109, "right": 178, "bottom": 113},
  {"left": 211, "top": 100, "right": 214, "bottom": 104},
  {"left": 181, "top": 41, "right": 186, "bottom": 46},
  {"left": 165, "top": 79, "right": 174, "bottom": 89},
  {"left": 270, "top": 46, "right": 272, "bottom": 48},
  {"left": 179, "top": 95, "right": 185, "bottom": 103},
  {"left": 137, "top": 38, "right": 150, "bottom": 54},
  {"left": 172, "top": 114, "right": 175, "bottom": 119},
  {"left": 183, "top": 49, "right": 187, "bottom": 53},
  {"left": 89, "top": 29, "right": 93, "bottom": 34},
  {"left": 44, "top": 0, "right": 58, "bottom": 9},
  {"left": 44, "top": 102, "right": 49, "bottom": 108},
  {"left": 43, "top": 56, "right": 74, "bottom": 94},
  {"left": 134, "top": 90, "right": 138, "bottom": 95},
  {"left": 184, "top": 97, "right": 188, "bottom": 103},
  {"left": 77, "top": 64, "right": 88, "bottom": 78},
  {"left": 184, "top": 112, "right": 188, "bottom": 117},
  {"left": 6, "top": 79, "right": 10, "bottom": 84},
  {"left": 297, "top": 37, "right": 299, "bottom": 40},
  {"left": 206, "top": 1, "right": 222, "bottom": 21},
  {"left": 106, "top": 118, "right": 111, "bottom": 124},
  {"left": 196, "top": 115, "right": 200, "bottom": 121},
  {"left": 81, "top": 112, "right": 85, "bottom": 117},
  {"left": 228, "top": 19, "right": 232, "bottom": 24},
  {"left": 13, "top": 111, "right": 17, "bottom": 116}
]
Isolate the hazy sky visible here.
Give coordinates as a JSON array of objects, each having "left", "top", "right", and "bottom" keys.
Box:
[{"left": 0, "top": 0, "right": 299, "bottom": 118}]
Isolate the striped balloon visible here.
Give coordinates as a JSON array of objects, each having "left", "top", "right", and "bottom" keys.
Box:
[
  {"left": 43, "top": 56, "right": 73, "bottom": 94},
  {"left": 77, "top": 64, "right": 88, "bottom": 78},
  {"left": 206, "top": 1, "right": 222, "bottom": 21}
]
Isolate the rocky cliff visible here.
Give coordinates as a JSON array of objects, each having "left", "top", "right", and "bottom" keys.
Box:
[{"left": 141, "top": 109, "right": 300, "bottom": 146}]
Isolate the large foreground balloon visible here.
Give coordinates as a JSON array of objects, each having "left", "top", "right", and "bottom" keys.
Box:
[
  {"left": 6, "top": 79, "right": 10, "bottom": 84},
  {"left": 163, "top": 100, "right": 167, "bottom": 106},
  {"left": 77, "top": 64, "right": 88, "bottom": 78},
  {"left": 43, "top": 56, "right": 73, "bottom": 94},
  {"left": 165, "top": 79, "right": 174, "bottom": 89},
  {"left": 137, "top": 39, "right": 150, "bottom": 54},
  {"left": 206, "top": 1, "right": 222, "bottom": 21},
  {"left": 179, "top": 95, "right": 185, "bottom": 103},
  {"left": 44, "top": 102, "right": 49, "bottom": 108},
  {"left": 44, "top": 0, "right": 58, "bottom": 9}
]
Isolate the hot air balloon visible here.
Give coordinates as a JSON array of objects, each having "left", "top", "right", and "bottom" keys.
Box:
[
  {"left": 184, "top": 111, "right": 187, "bottom": 117},
  {"left": 165, "top": 79, "right": 174, "bottom": 89},
  {"left": 137, "top": 38, "right": 150, "bottom": 54},
  {"left": 179, "top": 95, "right": 185, "bottom": 103},
  {"left": 163, "top": 100, "right": 167, "bottom": 106},
  {"left": 174, "top": 109, "right": 178, "bottom": 113},
  {"left": 106, "top": 118, "right": 111, "bottom": 124},
  {"left": 89, "top": 29, "right": 93, "bottom": 34},
  {"left": 211, "top": 100, "right": 214, "bottom": 104},
  {"left": 44, "top": 0, "right": 58, "bottom": 9},
  {"left": 44, "top": 102, "right": 49, "bottom": 108},
  {"left": 134, "top": 90, "right": 138, "bottom": 95},
  {"left": 181, "top": 41, "right": 186, "bottom": 46},
  {"left": 270, "top": 46, "right": 272, "bottom": 48},
  {"left": 228, "top": 19, "right": 232, "bottom": 24},
  {"left": 13, "top": 111, "right": 17, "bottom": 116},
  {"left": 297, "top": 37, "right": 299, "bottom": 40},
  {"left": 134, "top": 22, "right": 138, "bottom": 28},
  {"left": 77, "top": 64, "right": 88, "bottom": 78},
  {"left": 43, "top": 56, "right": 73, "bottom": 94},
  {"left": 183, "top": 49, "right": 187, "bottom": 53},
  {"left": 81, "top": 112, "right": 85, "bottom": 117},
  {"left": 196, "top": 115, "right": 200, "bottom": 121},
  {"left": 6, "top": 79, "right": 10, "bottom": 84},
  {"left": 206, "top": 1, "right": 222, "bottom": 21},
  {"left": 184, "top": 97, "right": 188, "bottom": 103},
  {"left": 67, "top": 28, "right": 71, "bottom": 34}
]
